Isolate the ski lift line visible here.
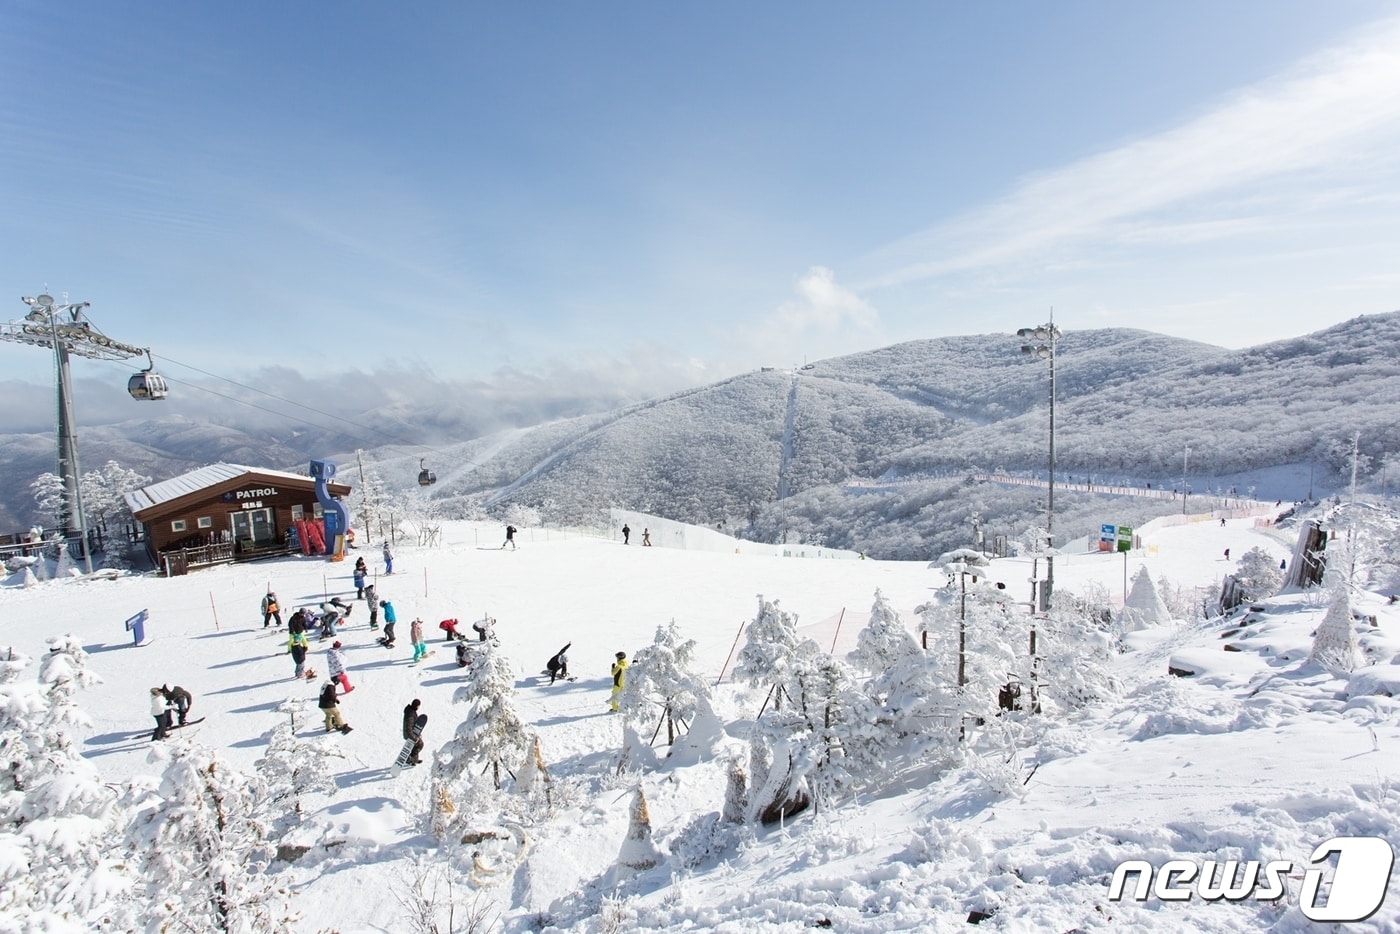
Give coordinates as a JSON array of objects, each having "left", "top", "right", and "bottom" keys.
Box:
[{"left": 148, "top": 353, "right": 432, "bottom": 452}]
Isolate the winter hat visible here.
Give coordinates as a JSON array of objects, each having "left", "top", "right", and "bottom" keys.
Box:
[
  {"left": 616, "top": 651, "right": 626, "bottom": 660},
  {"left": 410, "top": 698, "right": 420, "bottom": 708},
  {"left": 332, "top": 641, "right": 342, "bottom": 648}
]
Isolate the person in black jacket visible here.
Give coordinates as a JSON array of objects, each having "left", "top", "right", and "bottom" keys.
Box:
[
  {"left": 320, "top": 682, "right": 350, "bottom": 733},
  {"left": 162, "top": 684, "right": 193, "bottom": 726},
  {"left": 402, "top": 699, "right": 424, "bottom": 764},
  {"left": 546, "top": 643, "right": 571, "bottom": 684}
]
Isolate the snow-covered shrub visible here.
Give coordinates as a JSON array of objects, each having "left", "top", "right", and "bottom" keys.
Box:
[
  {"left": 435, "top": 645, "right": 532, "bottom": 792},
  {"left": 1232, "top": 547, "right": 1284, "bottom": 604},
  {"left": 1311, "top": 590, "right": 1361, "bottom": 672}
]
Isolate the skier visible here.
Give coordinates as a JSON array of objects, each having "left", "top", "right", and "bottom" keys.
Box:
[
  {"left": 402, "top": 699, "right": 424, "bottom": 764},
  {"left": 366, "top": 585, "right": 380, "bottom": 630},
  {"left": 290, "top": 640, "right": 308, "bottom": 680},
  {"left": 327, "top": 641, "right": 353, "bottom": 693},
  {"left": 319, "top": 681, "right": 351, "bottom": 734},
  {"left": 383, "top": 540, "right": 394, "bottom": 575},
  {"left": 472, "top": 616, "right": 495, "bottom": 643},
  {"left": 547, "top": 643, "right": 571, "bottom": 684},
  {"left": 162, "top": 684, "right": 194, "bottom": 726},
  {"left": 1224, "top": 548, "right": 1231, "bottom": 561},
  {"left": 149, "top": 686, "right": 173, "bottom": 741},
  {"left": 261, "top": 591, "right": 282, "bottom": 628},
  {"left": 622, "top": 523, "right": 631, "bottom": 545},
  {"left": 353, "top": 559, "right": 367, "bottom": 599},
  {"left": 439, "top": 617, "right": 461, "bottom": 642},
  {"left": 410, "top": 617, "right": 427, "bottom": 663},
  {"left": 609, "top": 651, "right": 629, "bottom": 711},
  {"left": 502, "top": 524, "right": 517, "bottom": 550}
]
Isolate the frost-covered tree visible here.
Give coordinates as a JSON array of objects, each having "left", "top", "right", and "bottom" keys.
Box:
[
  {"left": 1311, "top": 590, "right": 1360, "bottom": 673},
  {"left": 618, "top": 620, "right": 717, "bottom": 749},
  {"left": 255, "top": 700, "right": 342, "bottom": 832},
  {"left": 849, "top": 590, "right": 951, "bottom": 761},
  {"left": 0, "top": 637, "right": 130, "bottom": 930},
  {"left": 435, "top": 646, "right": 531, "bottom": 791},
  {"left": 733, "top": 597, "right": 803, "bottom": 711},
  {"left": 1232, "top": 547, "right": 1284, "bottom": 604},
  {"left": 353, "top": 456, "right": 399, "bottom": 544},
  {"left": 1035, "top": 603, "right": 1120, "bottom": 711},
  {"left": 1117, "top": 566, "right": 1172, "bottom": 632},
  {"left": 127, "top": 743, "right": 293, "bottom": 934},
  {"left": 29, "top": 473, "right": 65, "bottom": 529}
]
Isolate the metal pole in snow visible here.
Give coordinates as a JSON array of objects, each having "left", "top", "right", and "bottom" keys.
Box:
[
  {"left": 828, "top": 608, "right": 846, "bottom": 655},
  {"left": 424, "top": 567, "right": 428, "bottom": 598},
  {"left": 209, "top": 592, "right": 220, "bottom": 631},
  {"left": 715, "top": 620, "right": 747, "bottom": 686}
]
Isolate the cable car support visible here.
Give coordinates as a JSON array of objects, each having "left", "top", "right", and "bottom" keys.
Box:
[{"left": 0, "top": 293, "right": 168, "bottom": 572}]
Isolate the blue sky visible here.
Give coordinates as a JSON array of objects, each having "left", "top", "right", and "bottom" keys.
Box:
[{"left": 3, "top": 2, "right": 1399, "bottom": 411}]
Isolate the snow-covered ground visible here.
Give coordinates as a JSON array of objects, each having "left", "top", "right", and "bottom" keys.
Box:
[{"left": 3, "top": 512, "right": 1398, "bottom": 932}]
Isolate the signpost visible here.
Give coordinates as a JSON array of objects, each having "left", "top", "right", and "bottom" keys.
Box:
[{"left": 125, "top": 609, "right": 148, "bottom": 647}]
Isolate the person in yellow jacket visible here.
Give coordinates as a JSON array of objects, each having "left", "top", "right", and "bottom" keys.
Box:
[{"left": 609, "top": 651, "right": 629, "bottom": 712}]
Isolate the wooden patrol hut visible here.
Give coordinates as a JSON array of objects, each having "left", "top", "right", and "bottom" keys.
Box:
[{"left": 124, "top": 463, "right": 352, "bottom": 574}]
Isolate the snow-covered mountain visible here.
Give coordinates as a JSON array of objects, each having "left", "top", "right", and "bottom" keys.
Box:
[{"left": 3, "top": 314, "right": 1397, "bottom": 560}]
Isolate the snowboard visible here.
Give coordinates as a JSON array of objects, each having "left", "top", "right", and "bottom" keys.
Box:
[
  {"left": 390, "top": 714, "right": 428, "bottom": 776},
  {"left": 540, "top": 669, "right": 577, "bottom": 683},
  {"left": 411, "top": 650, "right": 437, "bottom": 665},
  {"left": 170, "top": 717, "right": 206, "bottom": 728},
  {"left": 339, "top": 724, "right": 353, "bottom": 734}
]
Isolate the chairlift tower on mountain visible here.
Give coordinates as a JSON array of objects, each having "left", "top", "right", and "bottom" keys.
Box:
[{"left": 0, "top": 293, "right": 168, "bottom": 572}]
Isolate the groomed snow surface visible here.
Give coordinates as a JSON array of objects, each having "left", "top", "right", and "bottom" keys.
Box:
[{"left": 4, "top": 515, "right": 1398, "bottom": 932}]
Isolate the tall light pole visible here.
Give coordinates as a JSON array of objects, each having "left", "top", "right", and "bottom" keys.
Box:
[
  {"left": 1016, "top": 320, "right": 1059, "bottom": 612},
  {"left": 1182, "top": 445, "right": 1191, "bottom": 515},
  {"left": 2, "top": 293, "right": 165, "bottom": 573}
]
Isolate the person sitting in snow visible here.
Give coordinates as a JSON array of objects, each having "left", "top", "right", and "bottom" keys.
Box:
[{"left": 455, "top": 639, "right": 471, "bottom": 668}]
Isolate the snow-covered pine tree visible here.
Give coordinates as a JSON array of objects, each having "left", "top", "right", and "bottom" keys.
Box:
[
  {"left": 435, "top": 646, "right": 532, "bottom": 792},
  {"left": 255, "top": 700, "right": 342, "bottom": 832},
  {"left": 1117, "top": 566, "right": 1172, "bottom": 632},
  {"left": 1034, "top": 600, "right": 1120, "bottom": 712},
  {"left": 849, "top": 590, "right": 952, "bottom": 763},
  {"left": 1311, "top": 589, "right": 1360, "bottom": 672},
  {"left": 733, "top": 596, "right": 803, "bottom": 712},
  {"left": 617, "top": 620, "right": 718, "bottom": 750},
  {"left": 127, "top": 743, "right": 293, "bottom": 934},
  {"left": 0, "top": 637, "right": 131, "bottom": 930}
]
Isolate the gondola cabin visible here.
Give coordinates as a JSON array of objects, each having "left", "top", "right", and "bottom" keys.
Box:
[
  {"left": 128, "top": 350, "right": 169, "bottom": 400},
  {"left": 418, "top": 459, "right": 437, "bottom": 486}
]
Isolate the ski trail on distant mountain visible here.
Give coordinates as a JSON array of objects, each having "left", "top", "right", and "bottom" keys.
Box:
[
  {"left": 777, "top": 372, "right": 798, "bottom": 501},
  {"left": 479, "top": 374, "right": 760, "bottom": 510}
]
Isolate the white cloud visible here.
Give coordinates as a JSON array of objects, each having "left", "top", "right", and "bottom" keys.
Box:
[
  {"left": 857, "top": 15, "right": 1400, "bottom": 289},
  {"left": 738, "top": 266, "right": 880, "bottom": 365}
]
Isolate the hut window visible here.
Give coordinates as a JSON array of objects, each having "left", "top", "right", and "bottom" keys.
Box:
[
  {"left": 290, "top": 505, "right": 304, "bottom": 520},
  {"left": 312, "top": 503, "right": 324, "bottom": 519},
  {"left": 171, "top": 520, "right": 187, "bottom": 532},
  {"left": 197, "top": 516, "right": 213, "bottom": 529}
]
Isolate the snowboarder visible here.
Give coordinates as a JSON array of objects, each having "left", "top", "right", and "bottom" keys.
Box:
[
  {"left": 378, "top": 618, "right": 398, "bottom": 649},
  {"left": 455, "top": 639, "right": 471, "bottom": 668},
  {"left": 383, "top": 540, "right": 394, "bottom": 575},
  {"left": 1223, "top": 548, "right": 1231, "bottom": 561},
  {"left": 318, "top": 598, "right": 352, "bottom": 640},
  {"left": 149, "top": 686, "right": 173, "bottom": 741},
  {"left": 402, "top": 699, "right": 424, "bottom": 764},
  {"left": 290, "top": 640, "right": 308, "bottom": 680},
  {"left": 327, "top": 641, "right": 353, "bottom": 693},
  {"left": 547, "top": 643, "right": 571, "bottom": 684},
  {"left": 261, "top": 591, "right": 282, "bottom": 628},
  {"left": 287, "top": 607, "right": 308, "bottom": 640},
  {"left": 622, "top": 523, "right": 631, "bottom": 545},
  {"left": 439, "top": 617, "right": 461, "bottom": 642},
  {"left": 319, "top": 681, "right": 351, "bottom": 733},
  {"left": 383, "top": 599, "right": 397, "bottom": 634},
  {"left": 472, "top": 616, "right": 495, "bottom": 643},
  {"left": 1221, "top": 517, "right": 1227, "bottom": 527},
  {"left": 610, "top": 651, "right": 628, "bottom": 711},
  {"left": 162, "top": 684, "right": 193, "bottom": 726},
  {"left": 502, "top": 525, "right": 517, "bottom": 550},
  {"left": 410, "top": 618, "right": 427, "bottom": 663},
  {"left": 642, "top": 528, "right": 652, "bottom": 546},
  {"left": 353, "top": 560, "right": 367, "bottom": 599},
  {"left": 366, "top": 585, "right": 380, "bottom": 630}
]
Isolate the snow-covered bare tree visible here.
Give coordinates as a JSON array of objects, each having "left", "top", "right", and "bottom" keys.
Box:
[
  {"left": 733, "top": 597, "right": 803, "bottom": 712},
  {"left": 255, "top": 700, "right": 342, "bottom": 833},
  {"left": 127, "top": 743, "right": 293, "bottom": 934},
  {"left": 353, "top": 456, "right": 399, "bottom": 544},
  {"left": 1034, "top": 603, "right": 1119, "bottom": 711},
  {"left": 435, "top": 646, "right": 532, "bottom": 792},
  {"left": 0, "top": 637, "right": 131, "bottom": 930},
  {"left": 1231, "top": 547, "right": 1284, "bottom": 604},
  {"left": 617, "top": 620, "right": 717, "bottom": 749}
]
